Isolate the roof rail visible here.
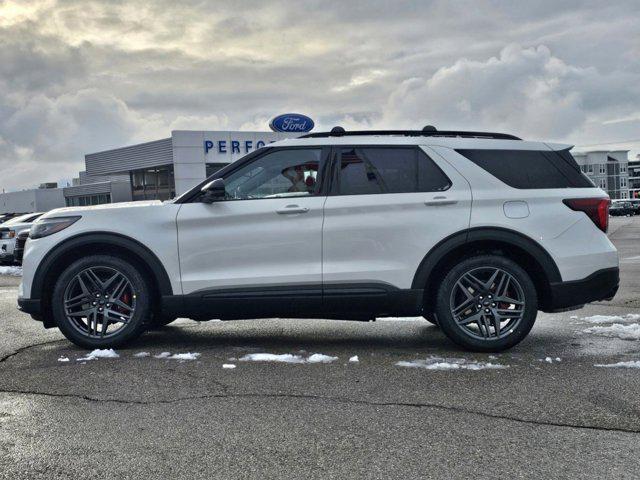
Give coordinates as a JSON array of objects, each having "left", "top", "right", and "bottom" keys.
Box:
[{"left": 300, "top": 126, "right": 521, "bottom": 141}]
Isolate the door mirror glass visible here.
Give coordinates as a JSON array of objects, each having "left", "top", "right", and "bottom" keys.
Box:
[{"left": 201, "top": 178, "right": 226, "bottom": 203}]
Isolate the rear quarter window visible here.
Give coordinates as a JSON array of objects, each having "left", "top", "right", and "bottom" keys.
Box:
[{"left": 455, "top": 148, "right": 594, "bottom": 189}]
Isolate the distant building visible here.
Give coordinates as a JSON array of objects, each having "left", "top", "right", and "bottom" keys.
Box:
[
  {"left": 63, "top": 171, "right": 132, "bottom": 207},
  {"left": 629, "top": 154, "right": 640, "bottom": 199},
  {"left": 84, "top": 130, "right": 295, "bottom": 200},
  {"left": 0, "top": 184, "right": 65, "bottom": 214},
  {"left": 572, "top": 150, "right": 630, "bottom": 199}
]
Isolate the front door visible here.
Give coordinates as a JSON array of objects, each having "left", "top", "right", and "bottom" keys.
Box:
[{"left": 176, "top": 147, "right": 329, "bottom": 317}]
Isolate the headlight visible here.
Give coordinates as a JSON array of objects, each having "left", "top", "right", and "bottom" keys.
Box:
[{"left": 30, "top": 216, "right": 81, "bottom": 239}]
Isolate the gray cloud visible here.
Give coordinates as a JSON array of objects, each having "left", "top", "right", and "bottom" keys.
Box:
[{"left": 0, "top": 0, "right": 639, "bottom": 190}]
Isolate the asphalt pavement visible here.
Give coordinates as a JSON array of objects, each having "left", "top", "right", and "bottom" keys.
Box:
[{"left": 1, "top": 216, "right": 640, "bottom": 479}]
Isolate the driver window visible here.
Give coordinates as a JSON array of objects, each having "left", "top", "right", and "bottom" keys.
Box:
[{"left": 224, "top": 149, "right": 322, "bottom": 200}]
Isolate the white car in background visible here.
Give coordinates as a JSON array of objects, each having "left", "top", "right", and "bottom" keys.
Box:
[{"left": 0, "top": 213, "right": 43, "bottom": 265}]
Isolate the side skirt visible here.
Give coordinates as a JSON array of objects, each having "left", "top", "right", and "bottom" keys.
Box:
[{"left": 161, "top": 283, "right": 424, "bottom": 321}]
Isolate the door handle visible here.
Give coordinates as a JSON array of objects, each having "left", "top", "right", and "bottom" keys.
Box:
[
  {"left": 424, "top": 196, "right": 457, "bottom": 206},
  {"left": 276, "top": 205, "right": 310, "bottom": 214}
]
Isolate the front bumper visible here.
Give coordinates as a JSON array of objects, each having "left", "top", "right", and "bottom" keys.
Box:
[
  {"left": 546, "top": 267, "right": 619, "bottom": 312},
  {"left": 18, "top": 297, "right": 41, "bottom": 315}
]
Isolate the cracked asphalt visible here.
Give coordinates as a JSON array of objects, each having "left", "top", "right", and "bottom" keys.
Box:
[{"left": 1, "top": 216, "right": 640, "bottom": 479}]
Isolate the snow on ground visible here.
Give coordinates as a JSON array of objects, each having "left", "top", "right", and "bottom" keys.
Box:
[
  {"left": 377, "top": 317, "right": 424, "bottom": 322},
  {"left": 167, "top": 352, "right": 200, "bottom": 361},
  {"left": 0, "top": 266, "right": 22, "bottom": 276},
  {"left": 349, "top": 355, "right": 359, "bottom": 363},
  {"left": 150, "top": 351, "right": 200, "bottom": 360},
  {"left": 307, "top": 353, "right": 338, "bottom": 363},
  {"left": 595, "top": 360, "right": 640, "bottom": 369},
  {"left": 77, "top": 349, "right": 120, "bottom": 361},
  {"left": 540, "top": 357, "right": 561, "bottom": 363},
  {"left": 222, "top": 364, "right": 236, "bottom": 369},
  {"left": 57, "top": 357, "right": 70, "bottom": 362},
  {"left": 239, "top": 352, "right": 338, "bottom": 364},
  {"left": 396, "top": 356, "right": 508, "bottom": 371},
  {"left": 133, "top": 352, "right": 150, "bottom": 358},
  {"left": 583, "top": 323, "right": 640, "bottom": 340},
  {"left": 581, "top": 314, "right": 640, "bottom": 324}
]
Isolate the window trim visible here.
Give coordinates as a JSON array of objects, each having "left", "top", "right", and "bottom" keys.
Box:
[
  {"left": 181, "top": 146, "right": 332, "bottom": 204},
  {"left": 327, "top": 145, "right": 452, "bottom": 197}
]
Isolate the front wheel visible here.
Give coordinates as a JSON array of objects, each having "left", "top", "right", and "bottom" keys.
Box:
[
  {"left": 52, "top": 255, "right": 151, "bottom": 349},
  {"left": 435, "top": 255, "right": 538, "bottom": 352}
]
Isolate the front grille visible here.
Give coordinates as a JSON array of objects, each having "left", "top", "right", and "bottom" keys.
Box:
[{"left": 13, "top": 232, "right": 29, "bottom": 264}]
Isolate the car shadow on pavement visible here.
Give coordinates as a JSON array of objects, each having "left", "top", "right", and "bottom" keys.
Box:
[{"left": 123, "top": 319, "right": 451, "bottom": 353}]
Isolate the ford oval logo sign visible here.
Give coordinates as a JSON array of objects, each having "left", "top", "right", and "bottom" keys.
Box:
[{"left": 269, "top": 113, "right": 315, "bottom": 133}]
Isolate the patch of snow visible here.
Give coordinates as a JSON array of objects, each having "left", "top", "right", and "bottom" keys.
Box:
[
  {"left": 0, "top": 266, "right": 22, "bottom": 277},
  {"left": 153, "top": 352, "right": 171, "bottom": 359},
  {"left": 133, "top": 352, "right": 150, "bottom": 358},
  {"left": 239, "top": 352, "right": 338, "bottom": 364},
  {"left": 222, "top": 364, "right": 236, "bottom": 369},
  {"left": 349, "top": 355, "right": 359, "bottom": 363},
  {"left": 377, "top": 316, "right": 423, "bottom": 322},
  {"left": 57, "top": 357, "right": 70, "bottom": 362},
  {"left": 544, "top": 357, "right": 553, "bottom": 364},
  {"left": 240, "top": 353, "right": 306, "bottom": 364},
  {"left": 168, "top": 352, "right": 200, "bottom": 361},
  {"left": 307, "top": 353, "right": 338, "bottom": 364},
  {"left": 595, "top": 360, "right": 640, "bottom": 369},
  {"left": 581, "top": 314, "right": 640, "bottom": 324},
  {"left": 396, "top": 356, "right": 508, "bottom": 371},
  {"left": 77, "top": 349, "right": 119, "bottom": 361},
  {"left": 583, "top": 323, "right": 640, "bottom": 340}
]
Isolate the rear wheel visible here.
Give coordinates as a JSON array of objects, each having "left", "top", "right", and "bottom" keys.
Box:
[
  {"left": 435, "top": 255, "right": 538, "bottom": 352},
  {"left": 52, "top": 255, "right": 151, "bottom": 349}
]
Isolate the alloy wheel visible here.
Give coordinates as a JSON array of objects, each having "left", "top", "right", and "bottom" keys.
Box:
[
  {"left": 63, "top": 266, "right": 137, "bottom": 339},
  {"left": 449, "top": 266, "right": 525, "bottom": 340}
]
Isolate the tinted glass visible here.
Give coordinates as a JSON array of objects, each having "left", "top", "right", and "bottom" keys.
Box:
[
  {"left": 224, "top": 148, "right": 322, "bottom": 200},
  {"left": 337, "top": 147, "right": 450, "bottom": 195},
  {"left": 456, "top": 149, "right": 594, "bottom": 189}
]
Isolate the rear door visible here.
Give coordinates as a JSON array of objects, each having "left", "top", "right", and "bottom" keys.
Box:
[{"left": 321, "top": 145, "right": 472, "bottom": 312}]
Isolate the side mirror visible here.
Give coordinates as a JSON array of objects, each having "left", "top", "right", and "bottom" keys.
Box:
[{"left": 201, "top": 178, "right": 226, "bottom": 203}]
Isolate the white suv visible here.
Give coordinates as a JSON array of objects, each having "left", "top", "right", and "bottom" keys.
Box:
[{"left": 17, "top": 127, "right": 619, "bottom": 351}]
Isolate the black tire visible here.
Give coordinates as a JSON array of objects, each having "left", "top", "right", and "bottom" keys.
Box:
[
  {"left": 52, "top": 254, "right": 151, "bottom": 349},
  {"left": 435, "top": 255, "right": 538, "bottom": 352}
]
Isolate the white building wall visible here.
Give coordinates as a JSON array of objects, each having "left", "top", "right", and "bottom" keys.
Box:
[
  {"left": 171, "top": 130, "right": 294, "bottom": 195},
  {"left": 0, "top": 188, "right": 65, "bottom": 214}
]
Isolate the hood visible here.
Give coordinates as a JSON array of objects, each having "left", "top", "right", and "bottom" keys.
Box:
[{"left": 43, "top": 200, "right": 164, "bottom": 218}]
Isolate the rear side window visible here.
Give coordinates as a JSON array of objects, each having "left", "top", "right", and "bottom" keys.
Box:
[
  {"left": 456, "top": 148, "right": 594, "bottom": 189},
  {"left": 336, "top": 147, "right": 451, "bottom": 195}
]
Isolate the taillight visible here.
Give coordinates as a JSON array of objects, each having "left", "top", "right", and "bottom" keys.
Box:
[{"left": 563, "top": 198, "right": 610, "bottom": 233}]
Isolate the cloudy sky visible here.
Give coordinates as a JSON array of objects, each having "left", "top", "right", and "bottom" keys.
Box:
[{"left": 0, "top": 0, "right": 639, "bottom": 190}]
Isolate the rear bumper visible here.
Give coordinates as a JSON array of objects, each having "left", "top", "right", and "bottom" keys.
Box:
[{"left": 545, "top": 267, "right": 619, "bottom": 312}]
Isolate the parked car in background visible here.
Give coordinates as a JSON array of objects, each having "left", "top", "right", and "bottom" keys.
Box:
[
  {"left": 0, "top": 213, "right": 43, "bottom": 264},
  {"left": 609, "top": 201, "right": 634, "bottom": 216},
  {"left": 12, "top": 229, "right": 30, "bottom": 265},
  {"left": 627, "top": 198, "right": 640, "bottom": 215}
]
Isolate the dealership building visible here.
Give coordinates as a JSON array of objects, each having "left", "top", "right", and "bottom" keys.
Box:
[
  {"left": 0, "top": 130, "right": 295, "bottom": 214},
  {"left": 84, "top": 130, "right": 294, "bottom": 200}
]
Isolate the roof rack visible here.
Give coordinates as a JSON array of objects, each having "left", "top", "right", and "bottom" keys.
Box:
[{"left": 300, "top": 125, "right": 521, "bottom": 141}]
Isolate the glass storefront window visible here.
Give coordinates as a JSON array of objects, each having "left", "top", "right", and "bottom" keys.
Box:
[{"left": 130, "top": 165, "right": 175, "bottom": 201}]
